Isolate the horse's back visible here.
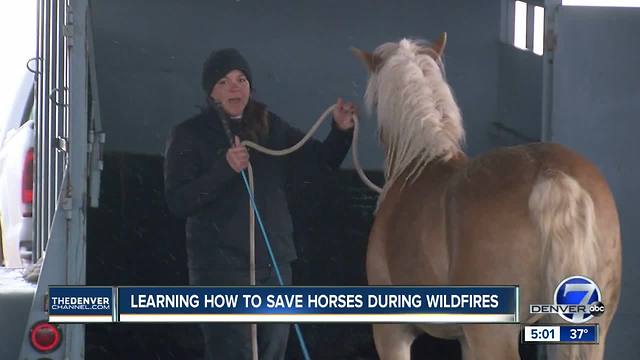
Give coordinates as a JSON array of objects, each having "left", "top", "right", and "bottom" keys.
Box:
[{"left": 444, "top": 144, "right": 547, "bottom": 287}]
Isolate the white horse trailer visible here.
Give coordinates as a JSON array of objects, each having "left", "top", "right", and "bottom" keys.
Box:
[{"left": 0, "top": 0, "right": 103, "bottom": 358}]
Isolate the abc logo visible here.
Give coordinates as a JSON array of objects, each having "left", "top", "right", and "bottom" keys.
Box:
[
  {"left": 554, "top": 276, "right": 604, "bottom": 323},
  {"left": 589, "top": 301, "right": 606, "bottom": 317}
]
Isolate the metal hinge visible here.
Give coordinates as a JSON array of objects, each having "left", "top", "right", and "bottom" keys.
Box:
[
  {"left": 65, "top": 4, "right": 74, "bottom": 46},
  {"left": 88, "top": 130, "right": 106, "bottom": 170},
  {"left": 88, "top": 130, "right": 106, "bottom": 208},
  {"left": 62, "top": 192, "right": 73, "bottom": 219},
  {"left": 544, "top": 30, "right": 557, "bottom": 53},
  {"left": 55, "top": 136, "right": 69, "bottom": 153}
]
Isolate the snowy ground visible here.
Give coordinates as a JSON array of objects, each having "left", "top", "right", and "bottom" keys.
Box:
[{"left": 0, "top": 267, "right": 35, "bottom": 289}]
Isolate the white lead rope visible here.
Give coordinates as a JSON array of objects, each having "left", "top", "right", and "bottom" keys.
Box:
[{"left": 242, "top": 104, "right": 383, "bottom": 193}]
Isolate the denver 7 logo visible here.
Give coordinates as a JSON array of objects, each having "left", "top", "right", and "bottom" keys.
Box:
[{"left": 554, "top": 276, "right": 603, "bottom": 323}]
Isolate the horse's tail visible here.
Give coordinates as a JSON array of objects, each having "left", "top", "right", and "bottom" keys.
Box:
[{"left": 528, "top": 169, "right": 600, "bottom": 299}]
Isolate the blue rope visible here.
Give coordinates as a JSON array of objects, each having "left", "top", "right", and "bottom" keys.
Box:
[{"left": 240, "top": 170, "right": 312, "bottom": 360}]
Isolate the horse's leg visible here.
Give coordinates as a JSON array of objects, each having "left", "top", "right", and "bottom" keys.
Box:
[
  {"left": 547, "top": 343, "right": 604, "bottom": 360},
  {"left": 372, "top": 324, "right": 416, "bottom": 360},
  {"left": 460, "top": 338, "right": 473, "bottom": 360},
  {"left": 462, "top": 324, "right": 520, "bottom": 360}
]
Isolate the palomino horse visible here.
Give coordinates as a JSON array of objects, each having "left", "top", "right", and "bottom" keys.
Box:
[{"left": 352, "top": 34, "right": 621, "bottom": 360}]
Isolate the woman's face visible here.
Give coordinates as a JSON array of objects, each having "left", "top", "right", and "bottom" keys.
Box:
[{"left": 210, "top": 69, "right": 251, "bottom": 117}]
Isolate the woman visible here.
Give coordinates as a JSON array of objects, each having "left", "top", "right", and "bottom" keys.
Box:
[{"left": 163, "top": 48, "right": 356, "bottom": 360}]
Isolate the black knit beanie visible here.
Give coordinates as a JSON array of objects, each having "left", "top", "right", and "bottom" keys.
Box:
[{"left": 201, "top": 48, "right": 252, "bottom": 95}]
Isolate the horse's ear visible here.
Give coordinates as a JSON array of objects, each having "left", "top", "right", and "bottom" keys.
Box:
[
  {"left": 351, "top": 47, "right": 381, "bottom": 73},
  {"left": 431, "top": 32, "right": 447, "bottom": 57}
]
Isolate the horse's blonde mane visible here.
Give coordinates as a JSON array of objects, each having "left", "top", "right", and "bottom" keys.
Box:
[{"left": 364, "top": 39, "right": 464, "bottom": 201}]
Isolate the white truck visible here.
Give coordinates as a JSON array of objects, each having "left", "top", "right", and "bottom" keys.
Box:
[
  {"left": 0, "top": 1, "right": 36, "bottom": 269},
  {"left": 0, "top": 1, "right": 103, "bottom": 358}
]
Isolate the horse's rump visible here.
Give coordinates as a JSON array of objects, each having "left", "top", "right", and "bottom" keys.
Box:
[{"left": 446, "top": 142, "right": 620, "bottom": 319}]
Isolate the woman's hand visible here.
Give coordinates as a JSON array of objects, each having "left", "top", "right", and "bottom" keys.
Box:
[
  {"left": 226, "top": 136, "right": 250, "bottom": 172},
  {"left": 333, "top": 97, "right": 356, "bottom": 131}
]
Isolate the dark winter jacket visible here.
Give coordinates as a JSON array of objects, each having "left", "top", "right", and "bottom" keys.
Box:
[{"left": 163, "top": 103, "right": 352, "bottom": 270}]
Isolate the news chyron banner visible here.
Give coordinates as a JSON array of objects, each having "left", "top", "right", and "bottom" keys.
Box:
[{"left": 48, "top": 286, "right": 519, "bottom": 323}]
